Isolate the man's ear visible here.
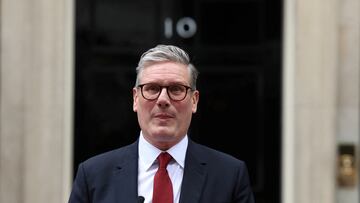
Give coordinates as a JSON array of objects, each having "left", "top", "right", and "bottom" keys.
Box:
[
  {"left": 133, "top": 88, "right": 138, "bottom": 112},
  {"left": 191, "top": 90, "right": 199, "bottom": 113}
]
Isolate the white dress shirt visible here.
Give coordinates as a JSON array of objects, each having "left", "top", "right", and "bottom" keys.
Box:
[{"left": 138, "top": 132, "right": 188, "bottom": 203}]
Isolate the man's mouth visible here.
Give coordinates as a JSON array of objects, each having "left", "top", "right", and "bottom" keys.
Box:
[{"left": 154, "top": 113, "right": 174, "bottom": 119}]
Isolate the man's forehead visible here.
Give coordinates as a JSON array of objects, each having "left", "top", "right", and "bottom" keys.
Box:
[
  {"left": 139, "top": 69, "right": 190, "bottom": 86},
  {"left": 140, "top": 62, "right": 189, "bottom": 75}
]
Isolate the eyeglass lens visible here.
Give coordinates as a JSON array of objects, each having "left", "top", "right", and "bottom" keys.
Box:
[{"left": 141, "top": 84, "right": 189, "bottom": 101}]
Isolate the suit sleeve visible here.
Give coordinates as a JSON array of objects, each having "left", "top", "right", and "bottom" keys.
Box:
[
  {"left": 68, "top": 163, "right": 91, "bottom": 203},
  {"left": 234, "top": 162, "right": 255, "bottom": 203}
]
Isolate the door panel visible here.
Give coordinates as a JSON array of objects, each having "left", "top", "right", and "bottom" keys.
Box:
[{"left": 74, "top": 0, "right": 282, "bottom": 202}]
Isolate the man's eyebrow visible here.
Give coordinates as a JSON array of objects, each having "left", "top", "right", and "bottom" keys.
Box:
[{"left": 145, "top": 82, "right": 189, "bottom": 86}]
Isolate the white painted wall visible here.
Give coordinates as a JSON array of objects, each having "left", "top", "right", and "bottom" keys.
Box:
[
  {"left": 336, "top": 0, "right": 360, "bottom": 202},
  {"left": 0, "top": 0, "right": 74, "bottom": 202},
  {"left": 282, "top": 0, "right": 360, "bottom": 202}
]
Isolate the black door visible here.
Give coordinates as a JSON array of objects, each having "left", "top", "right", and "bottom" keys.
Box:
[{"left": 74, "top": 0, "right": 282, "bottom": 202}]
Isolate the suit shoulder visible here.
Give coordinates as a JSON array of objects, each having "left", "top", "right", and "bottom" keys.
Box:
[
  {"left": 80, "top": 142, "right": 137, "bottom": 172},
  {"left": 190, "top": 141, "right": 246, "bottom": 166}
]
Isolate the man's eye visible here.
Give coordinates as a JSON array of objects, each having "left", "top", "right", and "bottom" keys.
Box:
[
  {"left": 145, "top": 85, "right": 160, "bottom": 92},
  {"left": 169, "top": 85, "right": 184, "bottom": 93}
]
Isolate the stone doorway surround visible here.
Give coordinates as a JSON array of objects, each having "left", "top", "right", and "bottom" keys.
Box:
[
  {"left": 0, "top": 0, "right": 74, "bottom": 202},
  {"left": 282, "top": 0, "right": 359, "bottom": 202}
]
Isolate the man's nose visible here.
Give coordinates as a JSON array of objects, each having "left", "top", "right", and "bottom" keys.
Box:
[{"left": 156, "top": 87, "right": 170, "bottom": 107}]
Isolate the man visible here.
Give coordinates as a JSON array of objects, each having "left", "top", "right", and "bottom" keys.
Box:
[{"left": 69, "top": 45, "right": 255, "bottom": 203}]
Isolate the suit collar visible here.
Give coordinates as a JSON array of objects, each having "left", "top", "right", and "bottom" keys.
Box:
[
  {"left": 113, "top": 141, "right": 139, "bottom": 202},
  {"left": 179, "top": 139, "right": 207, "bottom": 203}
]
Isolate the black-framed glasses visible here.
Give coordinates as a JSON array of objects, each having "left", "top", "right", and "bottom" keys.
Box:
[{"left": 137, "top": 83, "right": 194, "bottom": 101}]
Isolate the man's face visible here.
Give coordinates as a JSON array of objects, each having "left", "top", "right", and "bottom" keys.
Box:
[{"left": 133, "top": 61, "right": 199, "bottom": 150}]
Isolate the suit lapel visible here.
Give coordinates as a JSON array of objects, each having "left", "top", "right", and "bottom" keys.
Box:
[
  {"left": 179, "top": 140, "right": 207, "bottom": 203},
  {"left": 112, "top": 141, "right": 139, "bottom": 202}
]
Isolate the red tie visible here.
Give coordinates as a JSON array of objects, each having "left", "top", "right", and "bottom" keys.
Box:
[{"left": 153, "top": 152, "right": 173, "bottom": 203}]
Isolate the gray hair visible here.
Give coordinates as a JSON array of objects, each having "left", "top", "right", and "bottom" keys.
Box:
[{"left": 135, "top": 45, "right": 199, "bottom": 89}]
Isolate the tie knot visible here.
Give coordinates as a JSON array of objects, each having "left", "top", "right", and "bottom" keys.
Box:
[{"left": 158, "top": 152, "right": 172, "bottom": 169}]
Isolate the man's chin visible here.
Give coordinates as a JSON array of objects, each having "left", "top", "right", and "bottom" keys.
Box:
[
  {"left": 150, "top": 128, "right": 175, "bottom": 138},
  {"left": 153, "top": 131, "right": 173, "bottom": 138}
]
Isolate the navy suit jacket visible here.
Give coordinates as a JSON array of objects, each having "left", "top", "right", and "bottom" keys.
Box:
[{"left": 69, "top": 139, "right": 255, "bottom": 203}]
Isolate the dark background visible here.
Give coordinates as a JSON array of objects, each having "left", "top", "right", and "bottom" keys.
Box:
[{"left": 74, "top": 0, "right": 282, "bottom": 202}]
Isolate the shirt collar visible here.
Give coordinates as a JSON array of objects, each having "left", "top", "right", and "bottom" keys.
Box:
[{"left": 138, "top": 131, "right": 188, "bottom": 171}]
